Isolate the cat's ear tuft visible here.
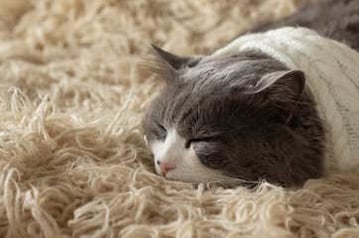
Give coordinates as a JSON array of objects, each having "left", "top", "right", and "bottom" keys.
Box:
[
  {"left": 151, "top": 44, "right": 190, "bottom": 70},
  {"left": 140, "top": 44, "right": 178, "bottom": 83},
  {"left": 151, "top": 44, "right": 202, "bottom": 69}
]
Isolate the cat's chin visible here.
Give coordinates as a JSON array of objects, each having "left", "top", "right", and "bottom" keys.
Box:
[{"left": 164, "top": 170, "right": 255, "bottom": 187}]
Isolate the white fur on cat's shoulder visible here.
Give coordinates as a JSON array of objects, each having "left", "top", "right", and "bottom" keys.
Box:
[
  {"left": 214, "top": 26, "right": 359, "bottom": 173},
  {"left": 150, "top": 129, "right": 234, "bottom": 183}
]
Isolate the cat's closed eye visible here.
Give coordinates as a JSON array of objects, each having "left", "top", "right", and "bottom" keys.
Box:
[
  {"left": 184, "top": 138, "right": 199, "bottom": 149},
  {"left": 156, "top": 122, "right": 166, "bottom": 133},
  {"left": 185, "top": 137, "right": 217, "bottom": 149},
  {"left": 153, "top": 122, "right": 167, "bottom": 139}
]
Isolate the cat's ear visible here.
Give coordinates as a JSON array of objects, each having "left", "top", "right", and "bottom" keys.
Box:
[
  {"left": 249, "top": 70, "right": 305, "bottom": 118},
  {"left": 151, "top": 44, "right": 190, "bottom": 70},
  {"left": 151, "top": 44, "right": 202, "bottom": 70},
  {"left": 252, "top": 70, "right": 305, "bottom": 98}
]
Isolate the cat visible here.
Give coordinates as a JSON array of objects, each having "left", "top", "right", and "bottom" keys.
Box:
[{"left": 143, "top": 0, "right": 359, "bottom": 187}]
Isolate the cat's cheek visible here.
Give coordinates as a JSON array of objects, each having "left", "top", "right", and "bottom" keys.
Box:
[
  {"left": 165, "top": 149, "right": 222, "bottom": 183},
  {"left": 149, "top": 140, "right": 165, "bottom": 175}
]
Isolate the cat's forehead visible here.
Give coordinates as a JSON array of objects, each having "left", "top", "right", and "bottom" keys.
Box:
[
  {"left": 179, "top": 55, "right": 269, "bottom": 85},
  {"left": 188, "top": 55, "right": 258, "bottom": 73},
  {"left": 148, "top": 52, "right": 291, "bottom": 127}
]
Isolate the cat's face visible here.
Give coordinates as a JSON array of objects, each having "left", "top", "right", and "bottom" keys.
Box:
[{"left": 143, "top": 45, "right": 318, "bottom": 186}]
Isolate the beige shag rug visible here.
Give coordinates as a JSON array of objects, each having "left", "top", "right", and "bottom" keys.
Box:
[{"left": 1, "top": 0, "right": 359, "bottom": 237}]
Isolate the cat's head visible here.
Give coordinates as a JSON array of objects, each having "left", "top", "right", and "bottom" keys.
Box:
[{"left": 143, "top": 45, "right": 323, "bottom": 187}]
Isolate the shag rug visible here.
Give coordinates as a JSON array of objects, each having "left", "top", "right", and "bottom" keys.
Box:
[{"left": 1, "top": 0, "right": 359, "bottom": 237}]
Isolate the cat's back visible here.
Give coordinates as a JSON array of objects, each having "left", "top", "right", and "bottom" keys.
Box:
[
  {"left": 253, "top": 0, "right": 359, "bottom": 51},
  {"left": 242, "top": 0, "right": 359, "bottom": 174}
]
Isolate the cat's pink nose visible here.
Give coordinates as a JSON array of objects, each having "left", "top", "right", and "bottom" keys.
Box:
[{"left": 159, "top": 161, "right": 176, "bottom": 176}]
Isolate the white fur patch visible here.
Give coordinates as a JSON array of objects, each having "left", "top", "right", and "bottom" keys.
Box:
[{"left": 149, "top": 128, "right": 236, "bottom": 184}]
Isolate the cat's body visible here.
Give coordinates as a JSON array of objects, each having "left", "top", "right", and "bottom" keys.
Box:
[
  {"left": 143, "top": 0, "right": 359, "bottom": 187},
  {"left": 252, "top": 0, "right": 359, "bottom": 51}
]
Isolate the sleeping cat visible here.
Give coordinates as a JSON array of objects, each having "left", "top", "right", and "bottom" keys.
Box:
[{"left": 143, "top": 0, "right": 359, "bottom": 187}]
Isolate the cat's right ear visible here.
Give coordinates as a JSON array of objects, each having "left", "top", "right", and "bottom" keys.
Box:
[
  {"left": 143, "top": 44, "right": 201, "bottom": 83},
  {"left": 140, "top": 45, "right": 176, "bottom": 83},
  {"left": 151, "top": 44, "right": 191, "bottom": 70}
]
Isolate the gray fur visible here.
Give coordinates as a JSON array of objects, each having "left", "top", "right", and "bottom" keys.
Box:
[{"left": 143, "top": 0, "right": 359, "bottom": 187}]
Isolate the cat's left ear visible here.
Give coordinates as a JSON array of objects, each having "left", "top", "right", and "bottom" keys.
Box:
[
  {"left": 252, "top": 70, "right": 305, "bottom": 99},
  {"left": 249, "top": 70, "right": 306, "bottom": 116},
  {"left": 151, "top": 44, "right": 201, "bottom": 70}
]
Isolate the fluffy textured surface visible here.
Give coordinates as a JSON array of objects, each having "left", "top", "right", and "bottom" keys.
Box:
[{"left": 0, "top": 0, "right": 359, "bottom": 237}]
